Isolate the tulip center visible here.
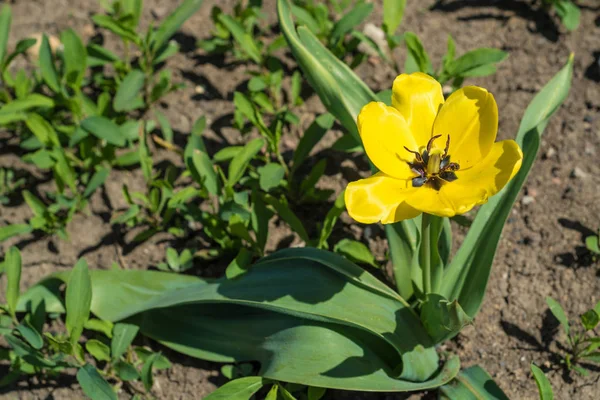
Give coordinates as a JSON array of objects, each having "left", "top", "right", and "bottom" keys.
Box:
[{"left": 404, "top": 135, "right": 460, "bottom": 191}]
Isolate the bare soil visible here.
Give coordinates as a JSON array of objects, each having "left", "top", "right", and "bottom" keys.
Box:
[{"left": 1, "top": 0, "right": 600, "bottom": 399}]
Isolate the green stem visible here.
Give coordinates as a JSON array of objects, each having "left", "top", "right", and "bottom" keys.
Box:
[{"left": 421, "top": 213, "right": 432, "bottom": 295}]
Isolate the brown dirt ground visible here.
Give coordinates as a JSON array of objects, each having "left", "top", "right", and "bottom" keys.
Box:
[{"left": 1, "top": 0, "right": 600, "bottom": 399}]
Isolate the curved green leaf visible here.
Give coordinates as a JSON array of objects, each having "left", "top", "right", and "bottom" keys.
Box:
[
  {"left": 440, "top": 56, "right": 574, "bottom": 318},
  {"left": 204, "top": 376, "right": 265, "bottom": 400},
  {"left": 531, "top": 364, "right": 554, "bottom": 400},
  {"left": 24, "top": 248, "right": 459, "bottom": 390},
  {"left": 439, "top": 365, "right": 508, "bottom": 400},
  {"left": 277, "top": 0, "right": 376, "bottom": 144}
]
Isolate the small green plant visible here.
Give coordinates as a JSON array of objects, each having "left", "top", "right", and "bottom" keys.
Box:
[
  {"left": 585, "top": 228, "right": 600, "bottom": 260},
  {"left": 403, "top": 33, "right": 508, "bottom": 92},
  {"left": 542, "top": 0, "right": 580, "bottom": 31},
  {"left": 546, "top": 297, "right": 600, "bottom": 375},
  {"left": 0, "top": 247, "right": 170, "bottom": 398}
]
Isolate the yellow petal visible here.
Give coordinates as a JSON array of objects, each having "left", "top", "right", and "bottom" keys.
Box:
[
  {"left": 345, "top": 172, "right": 421, "bottom": 224},
  {"left": 357, "top": 102, "right": 417, "bottom": 179},
  {"left": 391, "top": 72, "right": 444, "bottom": 149},
  {"left": 432, "top": 86, "right": 498, "bottom": 169},
  {"left": 405, "top": 140, "right": 522, "bottom": 217}
]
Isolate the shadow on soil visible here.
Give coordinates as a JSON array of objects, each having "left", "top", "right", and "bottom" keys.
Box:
[
  {"left": 554, "top": 218, "right": 597, "bottom": 269},
  {"left": 430, "top": 0, "right": 561, "bottom": 42}
]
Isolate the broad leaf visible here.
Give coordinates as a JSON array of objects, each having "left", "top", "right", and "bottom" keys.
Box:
[{"left": 25, "top": 248, "right": 460, "bottom": 390}]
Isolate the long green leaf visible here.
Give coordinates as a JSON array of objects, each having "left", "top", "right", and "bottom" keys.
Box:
[
  {"left": 277, "top": 0, "right": 377, "bottom": 144},
  {"left": 439, "top": 365, "right": 508, "bottom": 400},
  {"left": 218, "top": 13, "right": 262, "bottom": 64},
  {"left": 204, "top": 377, "right": 265, "bottom": 400},
  {"left": 5, "top": 246, "right": 22, "bottom": 319},
  {"left": 228, "top": 137, "right": 264, "bottom": 186},
  {"left": 0, "top": 94, "right": 54, "bottom": 114},
  {"left": 0, "top": 5, "right": 11, "bottom": 64},
  {"left": 531, "top": 364, "right": 554, "bottom": 400},
  {"left": 66, "top": 259, "right": 92, "bottom": 345},
  {"left": 329, "top": 2, "right": 373, "bottom": 44},
  {"left": 0, "top": 224, "right": 32, "bottom": 243},
  {"left": 38, "top": 34, "right": 60, "bottom": 93},
  {"left": 440, "top": 55, "right": 574, "bottom": 318},
  {"left": 152, "top": 0, "right": 204, "bottom": 52},
  {"left": 60, "top": 29, "right": 87, "bottom": 88}
]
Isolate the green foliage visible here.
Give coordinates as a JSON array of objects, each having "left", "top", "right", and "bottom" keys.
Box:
[
  {"left": 543, "top": 0, "right": 580, "bottom": 31},
  {"left": 405, "top": 32, "right": 508, "bottom": 90},
  {"left": 531, "top": 364, "right": 554, "bottom": 400},
  {"left": 439, "top": 365, "right": 509, "bottom": 400},
  {"left": 546, "top": 297, "right": 600, "bottom": 375}
]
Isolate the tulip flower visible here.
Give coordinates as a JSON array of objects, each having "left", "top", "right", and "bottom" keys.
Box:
[{"left": 345, "top": 72, "right": 523, "bottom": 224}]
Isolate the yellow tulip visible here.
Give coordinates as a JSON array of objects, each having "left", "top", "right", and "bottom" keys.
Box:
[{"left": 345, "top": 72, "right": 523, "bottom": 224}]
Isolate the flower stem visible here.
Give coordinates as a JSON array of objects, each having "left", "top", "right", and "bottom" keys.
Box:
[{"left": 421, "top": 213, "right": 432, "bottom": 295}]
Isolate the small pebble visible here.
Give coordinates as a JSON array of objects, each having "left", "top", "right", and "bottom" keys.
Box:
[
  {"left": 521, "top": 195, "right": 535, "bottom": 205},
  {"left": 570, "top": 167, "right": 587, "bottom": 179},
  {"left": 584, "top": 143, "right": 595, "bottom": 155},
  {"left": 194, "top": 85, "right": 205, "bottom": 94},
  {"left": 544, "top": 147, "right": 557, "bottom": 159}
]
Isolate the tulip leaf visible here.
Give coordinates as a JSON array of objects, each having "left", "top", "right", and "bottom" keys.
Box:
[
  {"left": 439, "top": 365, "right": 509, "bottom": 400},
  {"left": 22, "top": 248, "right": 460, "bottom": 390},
  {"left": 277, "top": 0, "right": 377, "bottom": 145},
  {"left": 440, "top": 55, "right": 574, "bottom": 319},
  {"left": 420, "top": 294, "right": 471, "bottom": 344}
]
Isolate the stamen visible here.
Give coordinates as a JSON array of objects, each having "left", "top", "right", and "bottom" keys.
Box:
[
  {"left": 443, "top": 135, "right": 450, "bottom": 158},
  {"left": 426, "top": 135, "right": 441, "bottom": 153},
  {"left": 404, "top": 146, "right": 422, "bottom": 162}
]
